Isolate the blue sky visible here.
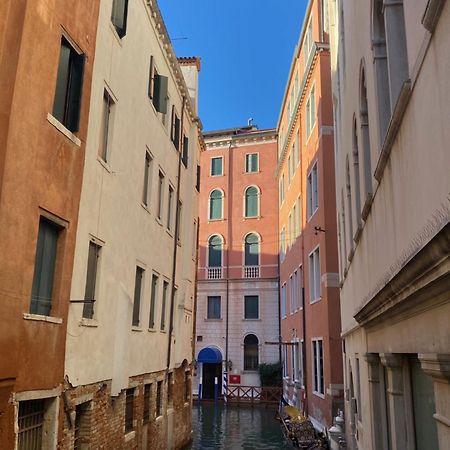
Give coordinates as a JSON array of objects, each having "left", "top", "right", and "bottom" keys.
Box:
[{"left": 158, "top": 0, "right": 307, "bottom": 132}]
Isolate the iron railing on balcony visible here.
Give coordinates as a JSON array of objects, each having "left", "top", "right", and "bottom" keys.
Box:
[
  {"left": 244, "top": 265, "right": 260, "bottom": 278},
  {"left": 207, "top": 267, "right": 222, "bottom": 279}
]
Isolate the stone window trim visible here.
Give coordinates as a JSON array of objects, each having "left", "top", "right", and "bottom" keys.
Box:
[{"left": 47, "top": 113, "right": 81, "bottom": 147}]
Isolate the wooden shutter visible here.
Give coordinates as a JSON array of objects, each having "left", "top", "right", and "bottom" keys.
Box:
[
  {"left": 132, "top": 267, "right": 143, "bottom": 326},
  {"left": 67, "top": 51, "right": 85, "bottom": 132},
  {"left": 83, "top": 241, "right": 99, "bottom": 319},
  {"left": 182, "top": 136, "right": 189, "bottom": 167},
  {"left": 148, "top": 56, "right": 154, "bottom": 99},
  {"left": 153, "top": 74, "right": 168, "bottom": 113},
  {"left": 171, "top": 105, "right": 176, "bottom": 141},
  {"left": 174, "top": 116, "right": 181, "bottom": 150}
]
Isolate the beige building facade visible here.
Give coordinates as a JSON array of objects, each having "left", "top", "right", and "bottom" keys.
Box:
[
  {"left": 329, "top": 0, "right": 450, "bottom": 449},
  {"left": 63, "top": 0, "right": 202, "bottom": 448}
]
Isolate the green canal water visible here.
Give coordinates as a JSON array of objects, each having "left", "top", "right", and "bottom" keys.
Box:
[{"left": 185, "top": 402, "right": 292, "bottom": 449}]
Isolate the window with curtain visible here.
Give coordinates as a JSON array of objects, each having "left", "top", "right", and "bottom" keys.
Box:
[
  {"left": 208, "top": 235, "right": 222, "bottom": 267},
  {"left": 244, "top": 334, "right": 259, "bottom": 370},
  {"left": 244, "top": 233, "right": 259, "bottom": 266},
  {"left": 245, "top": 186, "right": 259, "bottom": 217},
  {"left": 209, "top": 189, "right": 223, "bottom": 220}
]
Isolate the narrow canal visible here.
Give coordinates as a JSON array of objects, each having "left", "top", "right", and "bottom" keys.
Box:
[{"left": 185, "top": 402, "right": 291, "bottom": 449}]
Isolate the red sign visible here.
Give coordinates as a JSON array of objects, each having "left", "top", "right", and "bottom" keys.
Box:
[{"left": 229, "top": 375, "right": 241, "bottom": 385}]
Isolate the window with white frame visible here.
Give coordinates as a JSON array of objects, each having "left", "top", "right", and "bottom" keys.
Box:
[
  {"left": 288, "top": 213, "right": 293, "bottom": 247},
  {"left": 293, "top": 204, "right": 297, "bottom": 241},
  {"left": 295, "top": 131, "right": 300, "bottom": 166},
  {"left": 287, "top": 155, "right": 292, "bottom": 185},
  {"left": 312, "top": 339, "right": 324, "bottom": 395},
  {"left": 244, "top": 186, "right": 259, "bottom": 218},
  {"left": 307, "top": 163, "right": 318, "bottom": 218},
  {"left": 306, "top": 84, "right": 316, "bottom": 138},
  {"left": 279, "top": 175, "right": 285, "bottom": 205},
  {"left": 245, "top": 153, "right": 259, "bottom": 173},
  {"left": 280, "top": 228, "right": 286, "bottom": 262},
  {"left": 282, "top": 345, "right": 289, "bottom": 378},
  {"left": 281, "top": 283, "right": 287, "bottom": 318},
  {"left": 296, "top": 197, "right": 302, "bottom": 236},
  {"left": 209, "top": 189, "right": 223, "bottom": 220},
  {"left": 293, "top": 269, "right": 298, "bottom": 311},
  {"left": 309, "top": 247, "right": 321, "bottom": 302},
  {"left": 305, "top": 19, "right": 314, "bottom": 61},
  {"left": 299, "top": 340, "right": 305, "bottom": 386},
  {"left": 289, "top": 275, "right": 294, "bottom": 314},
  {"left": 211, "top": 156, "right": 223, "bottom": 176},
  {"left": 299, "top": 266, "right": 304, "bottom": 309},
  {"left": 142, "top": 151, "right": 153, "bottom": 207},
  {"left": 291, "top": 344, "right": 296, "bottom": 381}
]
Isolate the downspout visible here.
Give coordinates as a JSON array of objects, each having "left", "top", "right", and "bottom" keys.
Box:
[
  {"left": 167, "top": 95, "right": 186, "bottom": 370},
  {"left": 192, "top": 215, "right": 200, "bottom": 364}
]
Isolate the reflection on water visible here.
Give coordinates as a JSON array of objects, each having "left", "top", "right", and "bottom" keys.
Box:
[{"left": 185, "top": 402, "right": 291, "bottom": 450}]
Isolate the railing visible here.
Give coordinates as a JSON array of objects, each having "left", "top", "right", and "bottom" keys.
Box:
[
  {"left": 207, "top": 267, "right": 222, "bottom": 279},
  {"left": 243, "top": 265, "right": 260, "bottom": 278},
  {"left": 225, "top": 385, "right": 282, "bottom": 405}
]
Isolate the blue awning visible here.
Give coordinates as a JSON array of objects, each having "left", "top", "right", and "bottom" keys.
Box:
[{"left": 197, "top": 347, "right": 222, "bottom": 364}]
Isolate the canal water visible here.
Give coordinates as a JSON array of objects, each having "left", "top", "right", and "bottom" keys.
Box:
[{"left": 185, "top": 402, "right": 292, "bottom": 449}]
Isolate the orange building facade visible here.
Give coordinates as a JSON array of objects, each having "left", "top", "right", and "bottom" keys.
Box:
[
  {"left": 276, "top": 0, "right": 343, "bottom": 431},
  {"left": 193, "top": 126, "right": 280, "bottom": 398},
  {"left": 0, "top": 0, "right": 99, "bottom": 447}
]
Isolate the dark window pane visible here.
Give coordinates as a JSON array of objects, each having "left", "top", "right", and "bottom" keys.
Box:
[
  {"left": 153, "top": 74, "right": 168, "bottom": 113},
  {"left": 83, "top": 241, "right": 100, "bottom": 319},
  {"left": 125, "top": 388, "right": 134, "bottom": 432},
  {"left": 209, "top": 190, "right": 223, "bottom": 220},
  {"left": 244, "top": 233, "right": 259, "bottom": 266},
  {"left": 211, "top": 157, "right": 222, "bottom": 175},
  {"left": 245, "top": 187, "right": 258, "bottom": 217},
  {"left": 244, "top": 295, "right": 259, "bottom": 319},
  {"left": 156, "top": 381, "right": 163, "bottom": 416},
  {"left": 208, "top": 236, "right": 222, "bottom": 267},
  {"left": 143, "top": 384, "right": 151, "bottom": 424},
  {"left": 99, "top": 91, "right": 113, "bottom": 162},
  {"left": 53, "top": 41, "right": 71, "bottom": 124},
  {"left": 149, "top": 274, "right": 158, "bottom": 328},
  {"left": 244, "top": 334, "right": 259, "bottom": 370},
  {"left": 111, "top": 0, "right": 129, "bottom": 38},
  {"left": 161, "top": 281, "right": 168, "bottom": 330},
  {"left": 182, "top": 136, "right": 189, "bottom": 167},
  {"left": 132, "top": 267, "right": 144, "bottom": 326},
  {"left": 207, "top": 296, "right": 221, "bottom": 319}
]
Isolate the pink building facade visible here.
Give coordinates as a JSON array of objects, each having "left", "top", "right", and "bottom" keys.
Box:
[{"left": 193, "top": 126, "right": 280, "bottom": 398}]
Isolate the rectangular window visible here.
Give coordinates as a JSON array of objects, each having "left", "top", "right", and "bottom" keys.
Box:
[
  {"left": 287, "top": 155, "right": 292, "bottom": 185},
  {"left": 182, "top": 135, "right": 189, "bottom": 167},
  {"left": 312, "top": 339, "right": 324, "bottom": 395},
  {"left": 82, "top": 241, "right": 101, "bottom": 319},
  {"left": 111, "top": 0, "right": 129, "bottom": 39},
  {"left": 289, "top": 275, "right": 294, "bottom": 314},
  {"left": 288, "top": 213, "right": 293, "bottom": 247},
  {"left": 18, "top": 399, "right": 46, "bottom": 449},
  {"left": 171, "top": 106, "right": 180, "bottom": 150},
  {"left": 53, "top": 36, "right": 85, "bottom": 133},
  {"left": 149, "top": 274, "right": 158, "bottom": 329},
  {"left": 132, "top": 267, "right": 144, "bottom": 327},
  {"left": 211, "top": 157, "right": 223, "bottom": 176},
  {"left": 142, "top": 151, "right": 153, "bottom": 207},
  {"left": 167, "top": 185, "right": 174, "bottom": 230},
  {"left": 30, "top": 217, "right": 61, "bottom": 316},
  {"left": 124, "top": 388, "right": 134, "bottom": 433},
  {"left": 156, "top": 381, "right": 163, "bottom": 417},
  {"left": 293, "top": 270, "right": 298, "bottom": 311},
  {"left": 279, "top": 175, "right": 285, "bottom": 205},
  {"left": 143, "top": 384, "right": 151, "bottom": 424},
  {"left": 148, "top": 56, "right": 168, "bottom": 114},
  {"left": 196, "top": 165, "right": 201, "bottom": 192},
  {"left": 296, "top": 197, "right": 301, "bottom": 236},
  {"left": 293, "top": 204, "right": 297, "bottom": 242},
  {"left": 161, "top": 280, "right": 169, "bottom": 330},
  {"left": 207, "top": 296, "right": 221, "bottom": 319},
  {"left": 192, "top": 221, "right": 198, "bottom": 259},
  {"left": 176, "top": 200, "right": 182, "bottom": 241},
  {"left": 157, "top": 171, "right": 164, "bottom": 220},
  {"left": 295, "top": 131, "right": 300, "bottom": 166},
  {"left": 74, "top": 401, "right": 91, "bottom": 450},
  {"left": 281, "top": 283, "right": 287, "bottom": 318},
  {"left": 245, "top": 153, "right": 259, "bottom": 173},
  {"left": 309, "top": 247, "right": 321, "bottom": 302},
  {"left": 306, "top": 85, "right": 316, "bottom": 138},
  {"left": 305, "top": 19, "right": 313, "bottom": 60},
  {"left": 307, "top": 163, "right": 318, "bottom": 218},
  {"left": 299, "top": 341, "right": 305, "bottom": 387},
  {"left": 98, "top": 90, "right": 114, "bottom": 162},
  {"left": 244, "top": 295, "right": 259, "bottom": 319},
  {"left": 299, "top": 266, "right": 304, "bottom": 308},
  {"left": 280, "top": 228, "right": 286, "bottom": 262}
]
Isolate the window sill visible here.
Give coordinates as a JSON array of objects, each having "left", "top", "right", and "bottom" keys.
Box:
[
  {"left": 97, "top": 156, "right": 112, "bottom": 173},
  {"left": 210, "top": 173, "right": 224, "bottom": 177},
  {"left": 148, "top": 328, "right": 157, "bottom": 333},
  {"left": 310, "top": 297, "right": 322, "bottom": 305},
  {"left": 205, "top": 318, "right": 222, "bottom": 322},
  {"left": 109, "top": 22, "right": 124, "bottom": 46},
  {"left": 79, "top": 318, "right": 99, "bottom": 328},
  {"left": 166, "top": 229, "right": 174, "bottom": 238},
  {"left": 23, "top": 313, "right": 63, "bottom": 324},
  {"left": 312, "top": 391, "right": 325, "bottom": 399},
  {"left": 243, "top": 318, "right": 261, "bottom": 321},
  {"left": 307, "top": 207, "right": 318, "bottom": 222},
  {"left": 244, "top": 170, "right": 260, "bottom": 175},
  {"left": 140, "top": 203, "right": 151, "bottom": 215},
  {"left": 208, "top": 218, "right": 225, "bottom": 223},
  {"left": 155, "top": 217, "right": 163, "bottom": 227},
  {"left": 131, "top": 326, "right": 143, "bottom": 332},
  {"left": 47, "top": 113, "right": 81, "bottom": 147},
  {"left": 124, "top": 430, "right": 135, "bottom": 442},
  {"left": 243, "top": 216, "right": 260, "bottom": 220}
]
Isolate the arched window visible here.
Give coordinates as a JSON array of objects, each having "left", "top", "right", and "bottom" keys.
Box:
[
  {"left": 208, "top": 235, "right": 222, "bottom": 267},
  {"left": 209, "top": 189, "right": 223, "bottom": 220},
  {"left": 244, "top": 186, "right": 259, "bottom": 218},
  {"left": 244, "top": 233, "right": 260, "bottom": 266},
  {"left": 352, "top": 117, "right": 362, "bottom": 229},
  {"left": 244, "top": 334, "right": 259, "bottom": 370}
]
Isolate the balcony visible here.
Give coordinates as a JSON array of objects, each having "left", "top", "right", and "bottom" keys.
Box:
[
  {"left": 207, "top": 267, "right": 222, "bottom": 279},
  {"left": 243, "top": 266, "right": 260, "bottom": 278}
]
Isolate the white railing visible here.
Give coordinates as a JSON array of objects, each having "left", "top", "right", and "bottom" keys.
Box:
[
  {"left": 243, "top": 266, "right": 260, "bottom": 278},
  {"left": 207, "top": 267, "right": 222, "bottom": 279}
]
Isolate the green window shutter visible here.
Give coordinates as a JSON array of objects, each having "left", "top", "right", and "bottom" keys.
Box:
[
  {"left": 148, "top": 56, "right": 154, "bottom": 99},
  {"left": 210, "top": 190, "right": 222, "bottom": 219},
  {"left": 174, "top": 116, "right": 181, "bottom": 150},
  {"left": 245, "top": 233, "right": 259, "bottom": 266},
  {"left": 153, "top": 74, "right": 168, "bottom": 113},
  {"left": 182, "top": 136, "right": 189, "bottom": 167}
]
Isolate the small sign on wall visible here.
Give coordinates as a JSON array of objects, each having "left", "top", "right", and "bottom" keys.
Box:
[{"left": 229, "top": 374, "right": 241, "bottom": 384}]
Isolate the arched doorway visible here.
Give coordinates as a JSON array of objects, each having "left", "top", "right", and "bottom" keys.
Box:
[{"left": 198, "top": 347, "right": 222, "bottom": 399}]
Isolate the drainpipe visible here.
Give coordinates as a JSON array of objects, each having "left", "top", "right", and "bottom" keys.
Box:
[{"left": 167, "top": 95, "right": 186, "bottom": 370}]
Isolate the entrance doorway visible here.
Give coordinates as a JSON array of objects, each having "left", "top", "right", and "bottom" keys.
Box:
[{"left": 197, "top": 347, "right": 223, "bottom": 400}]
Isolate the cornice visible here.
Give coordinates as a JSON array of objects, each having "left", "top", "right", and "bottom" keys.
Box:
[{"left": 204, "top": 130, "right": 277, "bottom": 150}]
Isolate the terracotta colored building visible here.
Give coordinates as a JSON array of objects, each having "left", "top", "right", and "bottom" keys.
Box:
[
  {"left": 0, "top": 0, "right": 99, "bottom": 447},
  {"left": 276, "top": 0, "right": 343, "bottom": 431},
  {"left": 193, "top": 126, "right": 279, "bottom": 398}
]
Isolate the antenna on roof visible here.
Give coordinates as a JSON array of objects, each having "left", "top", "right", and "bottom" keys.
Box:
[{"left": 248, "top": 118, "right": 254, "bottom": 126}]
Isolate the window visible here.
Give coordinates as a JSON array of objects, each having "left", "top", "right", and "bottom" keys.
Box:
[
  {"left": 142, "top": 151, "right": 153, "bottom": 207},
  {"left": 149, "top": 274, "right": 158, "bottom": 329},
  {"left": 167, "top": 185, "right": 174, "bottom": 230},
  {"left": 157, "top": 171, "right": 164, "bottom": 220},
  {"left": 143, "top": 384, "right": 151, "bottom": 424},
  {"left": 287, "top": 155, "right": 292, "bottom": 185},
  {"left": 156, "top": 381, "right": 163, "bottom": 417},
  {"left": 170, "top": 106, "right": 181, "bottom": 150},
  {"left": 295, "top": 131, "right": 300, "bottom": 166},
  {"left": 244, "top": 334, "right": 259, "bottom": 370},
  {"left": 211, "top": 157, "right": 223, "bottom": 176},
  {"left": 98, "top": 90, "right": 114, "bottom": 162},
  {"left": 53, "top": 36, "right": 85, "bottom": 133},
  {"left": 296, "top": 197, "right": 301, "bottom": 236},
  {"left": 111, "top": 0, "right": 129, "bottom": 38},
  {"left": 196, "top": 165, "right": 201, "bottom": 192},
  {"left": 82, "top": 241, "right": 101, "bottom": 319},
  {"left": 207, "top": 296, "right": 221, "bottom": 319},
  {"left": 148, "top": 56, "right": 168, "bottom": 114},
  {"left": 182, "top": 135, "right": 189, "bottom": 167},
  {"left": 307, "top": 163, "right": 318, "bottom": 218},
  {"left": 280, "top": 228, "right": 286, "bottom": 262},
  {"left": 299, "top": 341, "right": 305, "bottom": 387},
  {"left": 18, "top": 399, "right": 46, "bottom": 449},
  {"left": 244, "top": 186, "right": 259, "bottom": 218},
  {"left": 288, "top": 213, "right": 293, "bottom": 247},
  {"left": 299, "top": 266, "right": 304, "bottom": 309},
  {"left": 74, "top": 401, "right": 91, "bottom": 450},
  {"left": 290, "top": 274, "right": 295, "bottom": 313},
  {"left": 279, "top": 175, "right": 285, "bottom": 205},
  {"left": 161, "top": 281, "right": 168, "bottom": 330},
  {"left": 293, "top": 204, "right": 297, "bottom": 242},
  {"left": 244, "top": 233, "right": 259, "bottom": 266},
  {"left": 244, "top": 295, "right": 259, "bottom": 319},
  {"left": 209, "top": 189, "right": 223, "bottom": 220},
  {"left": 305, "top": 19, "right": 314, "bottom": 60},
  {"left": 132, "top": 267, "right": 144, "bottom": 326},
  {"left": 176, "top": 200, "right": 182, "bottom": 241},
  {"left": 245, "top": 153, "right": 259, "bottom": 173},
  {"left": 192, "top": 221, "right": 198, "bottom": 259},
  {"left": 208, "top": 235, "right": 222, "bottom": 267},
  {"left": 30, "top": 217, "right": 61, "bottom": 316},
  {"left": 125, "top": 388, "right": 134, "bottom": 433},
  {"left": 306, "top": 85, "right": 316, "bottom": 138},
  {"left": 281, "top": 283, "right": 287, "bottom": 318},
  {"left": 312, "top": 339, "right": 324, "bottom": 395},
  {"left": 309, "top": 247, "right": 321, "bottom": 302}
]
